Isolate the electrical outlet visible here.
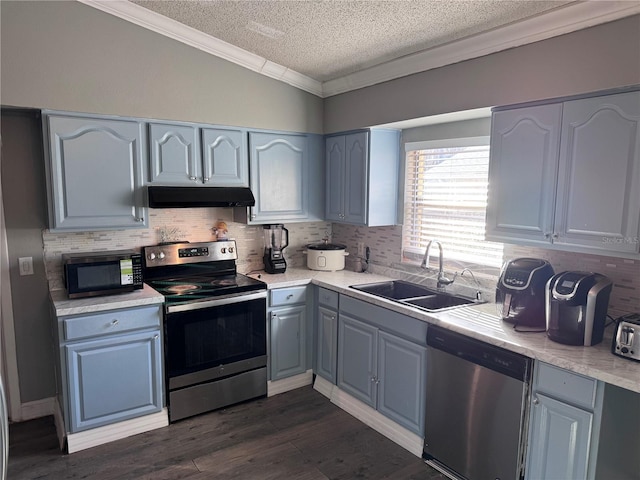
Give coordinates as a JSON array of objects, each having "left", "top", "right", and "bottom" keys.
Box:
[
  {"left": 19, "top": 257, "right": 34, "bottom": 276},
  {"left": 357, "top": 242, "right": 365, "bottom": 257}
]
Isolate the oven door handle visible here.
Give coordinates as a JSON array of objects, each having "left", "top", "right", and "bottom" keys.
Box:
[{"left": 166, "top": 290, "right": 267, "bottom": 313}]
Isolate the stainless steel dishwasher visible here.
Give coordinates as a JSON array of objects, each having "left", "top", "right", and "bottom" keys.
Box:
[{"left": 423, "top": 325, "right": 532, "bottom": 480}]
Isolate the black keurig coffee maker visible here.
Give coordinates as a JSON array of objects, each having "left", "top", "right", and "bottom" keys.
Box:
[
  {"left": 263, "top": 224, "right": 289, "bottom": 274},
  {"left": 546, "top": 271, "right": 613, "bottom": 346},
  {"left": 496, "top": 258, "right": 555, "bottom": 328}
]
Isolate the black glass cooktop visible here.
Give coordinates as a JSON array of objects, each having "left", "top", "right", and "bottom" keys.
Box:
[{"left": 147, "top": 273, "right": 266, "bottom": 306}]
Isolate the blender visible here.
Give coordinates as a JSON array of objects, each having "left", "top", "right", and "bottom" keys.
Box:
[{"left": 263, "top": 224, "right": 289, "bottom": 274}]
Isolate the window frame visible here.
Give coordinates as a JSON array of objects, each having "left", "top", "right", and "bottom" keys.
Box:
[{"left": 401, "top": 135, "right": 503, "bottom": 273}]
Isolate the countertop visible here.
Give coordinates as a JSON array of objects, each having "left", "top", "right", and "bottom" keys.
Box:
[
  {"left": 251, "top": 268, "right": 640, "bottom": 394},
  {"left": 50, "top": 284, "right": 165, "bottom": 317}
]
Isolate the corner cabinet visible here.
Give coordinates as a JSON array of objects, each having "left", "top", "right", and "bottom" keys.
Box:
[
  {"left": 43, "top": 113, "right": 148, "bottom": 231},
  {"left": 55, "top": 305, "right": 164, "bottom": 434},
  {"left": 486, "top": 91, "right": 640, "bottom": 257},
  {"left": 148, "top": 122, "right": 248, "bottom": 187},
  {"left": 326, "top": 129, "right": 400, "bottom": 226},
  {"left": 337, "top": 296, "right": 427, "bottom": 436}
]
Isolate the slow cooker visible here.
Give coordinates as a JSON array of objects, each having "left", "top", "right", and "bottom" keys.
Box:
[{"left": 304, "top": 242, "right": 349, "bottom": 271}]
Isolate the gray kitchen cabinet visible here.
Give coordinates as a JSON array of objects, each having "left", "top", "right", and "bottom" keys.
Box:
[
  {"left": 337, "top": 295, "right": 427, "bottom": 435},
  {"left": 269, "top": 286, "right": 308, "bottom": 381},
  {"left": 246, "top": 132, "right": 308, "bottom": 223},
  {"left": 325, "top": 129, "right": 400, "bottom": 226},
  {"left": 56, "top": 305, "right": 163, "bottom": 434},
  {"left": 486, "top": 90, "right": 640, "bottom": 257},
  {"left": 315, "top": 288, "right": 339, "bottom": 384},
  {"left": 526, "top": 362, "right": 604, "bottom": 480},
  {"left": 201, "top": 127, "right": 248, "bottom": 186},
  {"left": 43, "top": 113, "right": 147, "bottom": 231},
  {"left": 148, "top": 123, "right": 200, "bottom": 185},
  {"left": 149, "top": 123, "right": 248, "bottom": 186}
]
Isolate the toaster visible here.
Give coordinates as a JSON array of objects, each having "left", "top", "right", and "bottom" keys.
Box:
[{"left": 612, "top": 313, "right": 640, "bottom": 361}]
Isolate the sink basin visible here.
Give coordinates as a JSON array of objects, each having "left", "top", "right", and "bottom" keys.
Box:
[
  {"left": 350, "top": 280, "right": 483, "bottom": 312},
  {"left": 350, "top": 280, "right": 434, "bottom": 300},
  {"left": 402, "top": 294, "right": 475, "bottom": 310}
]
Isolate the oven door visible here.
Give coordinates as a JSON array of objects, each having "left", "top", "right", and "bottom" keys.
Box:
[{"left": 165, "top": 291, "right": 267, "bottom": 391}]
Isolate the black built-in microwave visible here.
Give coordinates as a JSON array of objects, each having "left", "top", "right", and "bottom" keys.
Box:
[{"left": 62, "top": 250, "right": 143, "bottom": 298}]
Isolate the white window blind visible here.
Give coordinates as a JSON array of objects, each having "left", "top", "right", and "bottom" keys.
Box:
[{"left": 402, "top": 141, "right": 503, "bottom": 268}]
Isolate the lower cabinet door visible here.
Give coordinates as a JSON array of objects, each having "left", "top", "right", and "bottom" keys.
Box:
[
  {"left": 316, "top": 306, "right": 338, "bottom": 384},
  {"left": 270, "top": 305, "right": 306, "bottom": 381},
  {"left": 377, "top": 331, "right": 427, "bottom": 436},
  {"left": 66, "top": 329, "right": 163, "bottom": 433},
  {"left": 526, "top": 393, "right": 593, "bottom": 480},
  {"left": 337, "top": 315, "right": 378, "bottom": 407}
]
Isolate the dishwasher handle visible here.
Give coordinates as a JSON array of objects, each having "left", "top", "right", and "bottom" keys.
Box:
[{"left": 427, "top": 325, "right": 531, "bottom": 382}]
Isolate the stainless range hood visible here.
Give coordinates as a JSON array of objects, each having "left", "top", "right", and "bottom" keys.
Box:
[{"left": 148, "top": 186, "right": 255, "bottom": 208}]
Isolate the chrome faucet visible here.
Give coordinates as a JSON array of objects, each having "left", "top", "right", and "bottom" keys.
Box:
[{"left": 421, "top": 240, "right": 454, "bottom": 290}]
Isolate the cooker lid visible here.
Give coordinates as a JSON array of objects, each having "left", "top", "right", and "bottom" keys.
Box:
[{"left": 306, "top": 242, "right": 347, "bottom": 251}]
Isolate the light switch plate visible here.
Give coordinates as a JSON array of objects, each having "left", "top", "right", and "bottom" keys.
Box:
[{"left": 18, "top": 257, "right": 34, "bottom": 276}]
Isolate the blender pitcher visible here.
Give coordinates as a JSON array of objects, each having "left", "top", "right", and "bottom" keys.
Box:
[{"left": 263, "top": 224, "right": 289, "bottom": 273}]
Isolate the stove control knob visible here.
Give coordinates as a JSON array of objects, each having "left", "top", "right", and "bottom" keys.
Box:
[
  {"left": 148, "top": 253, "right": 156, "bottom": 261},
  {"left": 221, "top": 247, "right": 227, "bottom": 254},
  {"left": 229, "top": 247, "right": 234, "bottom": 253},
  {"left": 158, "top": 252, "right": 166, "bottom": 260}
]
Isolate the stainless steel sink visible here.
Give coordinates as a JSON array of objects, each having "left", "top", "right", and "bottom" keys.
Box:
[{"left": 350, "top": 280, "right": 483, "bottom": 312}]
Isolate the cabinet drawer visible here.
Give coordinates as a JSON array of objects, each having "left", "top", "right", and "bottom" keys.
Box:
[
  {"left": 318, "top": 288, "right": 339, "bottom": 309},
  {"left": 535, "top": 362, "right": 597, "bottom": 410},
  {"left": 63, "top": 305, "right": 161, "bottom": 341},
  {"left": 270, "top": 286, "right": 307, "bottom": 307}
]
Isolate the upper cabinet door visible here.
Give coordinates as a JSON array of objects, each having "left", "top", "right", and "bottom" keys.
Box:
[
  {"left": 148, "top": 123, "right": 201, "bottom": 185},
  {"left": 201, "top": 127, "right": 248, "bottom": 187},
  {"left": 45, "top": 115, "right": 147, "bottom": 231},
  {"left": 248, "top": 132, "right": 308, "bottom": 223},
  {"left": 554, "top": 92, "right": 640, "bottom": 254},
  {"left": 325, "top": 136, "right": 346, "bottom": 222},
  {"left": 344, "top": 132, "right": 369, "bottom": 225},
  {"left": 486, "top": 104, "right": 562, "bottom": 244}
]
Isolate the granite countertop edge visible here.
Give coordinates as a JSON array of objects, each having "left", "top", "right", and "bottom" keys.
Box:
[{"left": 252, "top": 268, "right": 640, "bottom": 394}]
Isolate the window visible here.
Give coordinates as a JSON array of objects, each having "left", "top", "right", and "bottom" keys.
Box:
[{"left": 402, "top": 137, "right": 503, "bottom": 269}]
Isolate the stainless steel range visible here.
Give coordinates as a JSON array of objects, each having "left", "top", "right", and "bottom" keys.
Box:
[{"left": 143, "top": 240, "right": 267, "bottom": 422}]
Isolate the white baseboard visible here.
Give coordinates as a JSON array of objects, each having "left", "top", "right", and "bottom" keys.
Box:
[
  {"left": 267, "top": 370, "right": 313, "bottom": 397},
  {"left": 66, "top": 409, "right": 169, "bottom": 454},
  {"left": 313, "top": 376, "right": 424, "bottom": 458},
  {"left": 312, "top": 375, "right": 335, "bottom": 399},
  {"left": 20, "top": 396, "right": 55, "bottom": 421}
]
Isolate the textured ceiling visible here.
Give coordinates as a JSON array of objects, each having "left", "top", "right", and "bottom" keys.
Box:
[{"left": 130, "top": 0, "right": 574, "bottom": 83}]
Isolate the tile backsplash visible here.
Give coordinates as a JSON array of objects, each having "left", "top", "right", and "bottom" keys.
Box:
[
  {"left": 44, "top": 214, "right": 639, "bottom": 316},
  {"left": 43, "top": 208, "right": 330, "bottom": 290},
  {"left": 332, "top": 223, "right": 640, "bottom": 317}
]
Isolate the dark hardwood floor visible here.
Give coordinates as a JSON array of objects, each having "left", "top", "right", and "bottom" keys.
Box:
[{"left": 8, "top": 386, "right": 445, "bottom": 479}]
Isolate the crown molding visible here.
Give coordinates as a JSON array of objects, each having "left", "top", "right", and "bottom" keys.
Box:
[
  {"left": 77, "top": 0, "right": 324, "bottom": 97},
  {"left": 79, "top": 0, "right": 640, "bottom": 99},
  {"left": 322, "top": 1, "right": 640, "bottom": 97}
]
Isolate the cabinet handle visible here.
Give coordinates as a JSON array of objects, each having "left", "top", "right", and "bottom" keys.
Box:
[
  {"left": 203, "top": 177, "right": 209, "bottom": 182},
  {"left": 544, "top": 233, "right": 551, "bottom": 239},
  {"left": 286, "top": 294, "right": 294, "bottom": 300},
  {"left": 251, "top": 213, "right": 256, "bottom": 220},
  {"left": 135, "top": 217, "right": 144, "bottom": 223},
  {"left": 153, "top": 334, "right": 159, "bottom": 340},
  {"left": 331, "top": 316, "right": 335, "bottom": 320},
  {"left": 111, "top": 319, "right": 119, "bottom": 326},
  {"left": 189, "top": 176, "right": 197, "bottom": 181},
  {"left": 533, "top": 395, "right": 539, "bottom": 405},
  {"left": 552, "top": 233, "right": 559, "bottom": 239}
]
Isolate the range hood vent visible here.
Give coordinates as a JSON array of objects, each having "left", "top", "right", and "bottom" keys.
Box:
[{"left": 148, "top": 186, "right": 255, "bottom": 208}]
